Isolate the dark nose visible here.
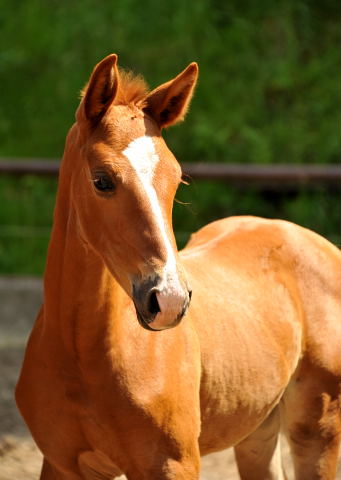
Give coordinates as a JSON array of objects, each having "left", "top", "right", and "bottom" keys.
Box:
[
  {"left": 132, "top": 278, "right": 192, "bottom": 331},
  {"left": 132, "top": 278, "right": 161, "bottom": 329}
]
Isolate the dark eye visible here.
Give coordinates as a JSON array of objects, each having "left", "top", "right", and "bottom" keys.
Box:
[{"left": 93, "top": 172, "right": 115, "bottom": 193}]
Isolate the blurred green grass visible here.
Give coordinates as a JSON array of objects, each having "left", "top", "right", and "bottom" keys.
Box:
[
  {"left": 0, "top": 0, "right": 340, "bottom": 274},
  {"left": 1, "top": 0, "right": 340, "bottom": 163},
  {"left": 0, "top": 176, "right": 55, "bottom": 273}
]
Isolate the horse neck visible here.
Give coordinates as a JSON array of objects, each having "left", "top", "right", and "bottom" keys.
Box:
[{"left": 42, "top": 126, "right": 124, "bottom": 353}]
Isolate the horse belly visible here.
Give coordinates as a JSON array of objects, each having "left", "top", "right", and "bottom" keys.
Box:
[
  {"left": 183, "top": 245, "right": 303, "bottom": 453},
  {"left": 192, "top": 299, "right": 302, "bottom": 454},
  {"left": 198, "top": 383, "right": 285, "bottom": 454},
  {"left": 198, "top": 346, "right": 292, "bottom": 455}
]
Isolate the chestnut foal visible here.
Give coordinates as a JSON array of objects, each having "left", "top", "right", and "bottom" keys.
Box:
[{"left": 17, "top": 54, "right": 341, "bottom": 480}]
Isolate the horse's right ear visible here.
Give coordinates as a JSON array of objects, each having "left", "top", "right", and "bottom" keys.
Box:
[{"left": 81, "top": 54, "right": 119, "bottom": 125}]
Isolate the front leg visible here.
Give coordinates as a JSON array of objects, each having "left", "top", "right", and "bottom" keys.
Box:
[
  {"left": 114, "top": 407, "right": 201, "bottom": 480},
  {"left": 40, "top": 458, "right": 83, "bottom": 480},
  {"left": 40, "top": 459, "right": 57, "bottom": 480},
  {"left": 106, "top": 393, "right": 201, "bottom": 480},
  {"left": 78, "top": 445, "right": 200, "bottom": 480},
  {"left": 125, "top": 454, "right": 200, "bottom": 480}
]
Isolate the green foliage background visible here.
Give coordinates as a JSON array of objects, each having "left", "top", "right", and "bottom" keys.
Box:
[{"left": 0, "top": 0, "right": 340, "bottom": 273}]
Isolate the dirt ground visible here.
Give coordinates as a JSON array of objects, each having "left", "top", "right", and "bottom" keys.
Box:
[{"left": 0, "top": 277, "right": 339, "bottom": 479}]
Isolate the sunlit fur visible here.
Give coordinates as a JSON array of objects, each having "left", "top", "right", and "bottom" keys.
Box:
[
  {"left": 81, "top": 68, "right": 149, "bottom": 106},
  {"left": 16, "top": 55, "right": 341, "bottom": 480}
]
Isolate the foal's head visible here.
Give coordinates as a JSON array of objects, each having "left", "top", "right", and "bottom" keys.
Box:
[{"left": 68, "top": 54, "right": 198, "bottom": 331}]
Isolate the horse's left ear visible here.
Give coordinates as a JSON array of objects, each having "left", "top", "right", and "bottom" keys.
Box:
[{"left": 144, "top": 62, "right": 198, "bottom": 128}]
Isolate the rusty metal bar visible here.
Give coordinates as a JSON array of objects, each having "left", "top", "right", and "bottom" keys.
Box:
[
  {"left": 0, "top": 158, "right": 340, "bottom": 188},
  {"left": 182, "top": 163, "right": 341, "bottom": 187},
  {"left": 0, "top": 159, "right": 60, "bottom": 176}
]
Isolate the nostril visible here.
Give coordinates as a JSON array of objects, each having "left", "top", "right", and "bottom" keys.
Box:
[
  {"left": 148, "top": 291, "right": 161, "bottom": 316},
  {"left": 189, "top": 289, "right": 192, "bottom": 301}
]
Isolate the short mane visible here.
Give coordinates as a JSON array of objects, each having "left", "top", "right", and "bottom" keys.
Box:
[
  {"left": 81, "top": 68, "right": 149, "bottom": 106},
  {"left": 116, "top": 69, "right": 149, "bottom": 105}
]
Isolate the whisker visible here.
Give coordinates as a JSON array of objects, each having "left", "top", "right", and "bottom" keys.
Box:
[
  {"left": 181, "top": 173, "right": 192, "bottom": 186},
  {"left": 174, "top": 198, "right": 191, "bottom": 206}
]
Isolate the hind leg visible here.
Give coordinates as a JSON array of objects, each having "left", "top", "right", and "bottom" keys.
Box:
[
  {"left": 281, "top": 357, "right": 341, "bottom": 480},
  {"left": 234, "top": 406, "right": 287, "bottom": 480}
]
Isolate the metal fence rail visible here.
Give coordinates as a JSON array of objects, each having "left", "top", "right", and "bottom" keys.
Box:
[{"left": 0, "top": 158, "right": 341, "bottom": 189}]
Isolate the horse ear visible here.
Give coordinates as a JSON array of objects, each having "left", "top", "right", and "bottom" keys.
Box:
[
  {"left": 144, "top": 62, "right": 198, "bottom": 128},
  {"left": 83, "top": 54, "right": 119, "bottom": 124}
]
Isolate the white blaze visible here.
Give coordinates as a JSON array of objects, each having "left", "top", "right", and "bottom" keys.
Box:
[{"left": 122, "top": 135, "right": 186, "bottom": 325}]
